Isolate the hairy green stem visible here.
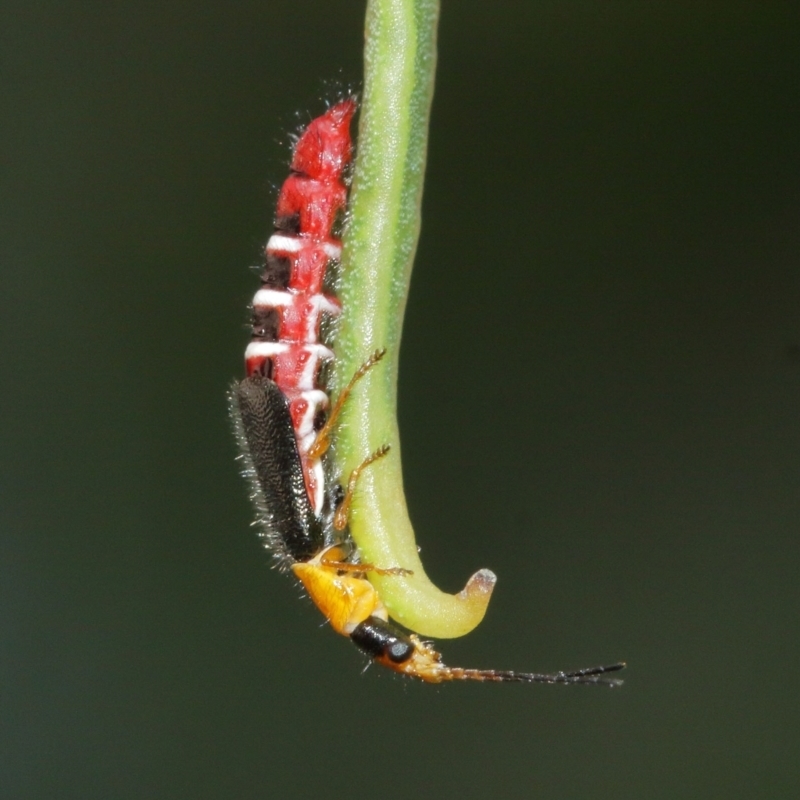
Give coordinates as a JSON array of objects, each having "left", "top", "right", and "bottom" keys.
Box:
[{"left": 332, "top": 0, "right": 495, "bottom": 638}]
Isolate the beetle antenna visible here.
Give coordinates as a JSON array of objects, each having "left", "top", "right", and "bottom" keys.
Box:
[{"left": 445, "top": 662, "right": 626, "bottom": 687}]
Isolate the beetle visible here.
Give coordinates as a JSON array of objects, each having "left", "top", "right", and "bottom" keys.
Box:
[{"left": 231, "top": 100, "right": 624, "bottom": 686}]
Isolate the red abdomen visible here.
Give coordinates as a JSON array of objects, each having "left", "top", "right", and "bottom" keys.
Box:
[{"left": 245, "top": 99, "right": 356, "bottom": 514}]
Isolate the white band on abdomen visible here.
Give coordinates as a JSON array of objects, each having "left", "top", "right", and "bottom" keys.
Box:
[
  {"left": 245, "top": 341, "right": 290, "bottom": 359},
  {"left": 267, "top": 234, "right": 342, "bottom": 263}
]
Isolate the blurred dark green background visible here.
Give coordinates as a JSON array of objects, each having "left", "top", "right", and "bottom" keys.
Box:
[{"left": 2, "top": 2, "right": 799, "bottom": 797}]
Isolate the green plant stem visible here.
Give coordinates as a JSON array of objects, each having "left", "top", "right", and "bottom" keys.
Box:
[{"left": 332, "top": 0, "right": 495, "bottom": 639}]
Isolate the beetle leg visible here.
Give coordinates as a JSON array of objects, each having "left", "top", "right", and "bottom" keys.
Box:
[
  {"left": 333, "top": 444, "right": 390, "bottom": 531},
  {"left": 307, "top": 348, "right": 387, "bottom": 460}
]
